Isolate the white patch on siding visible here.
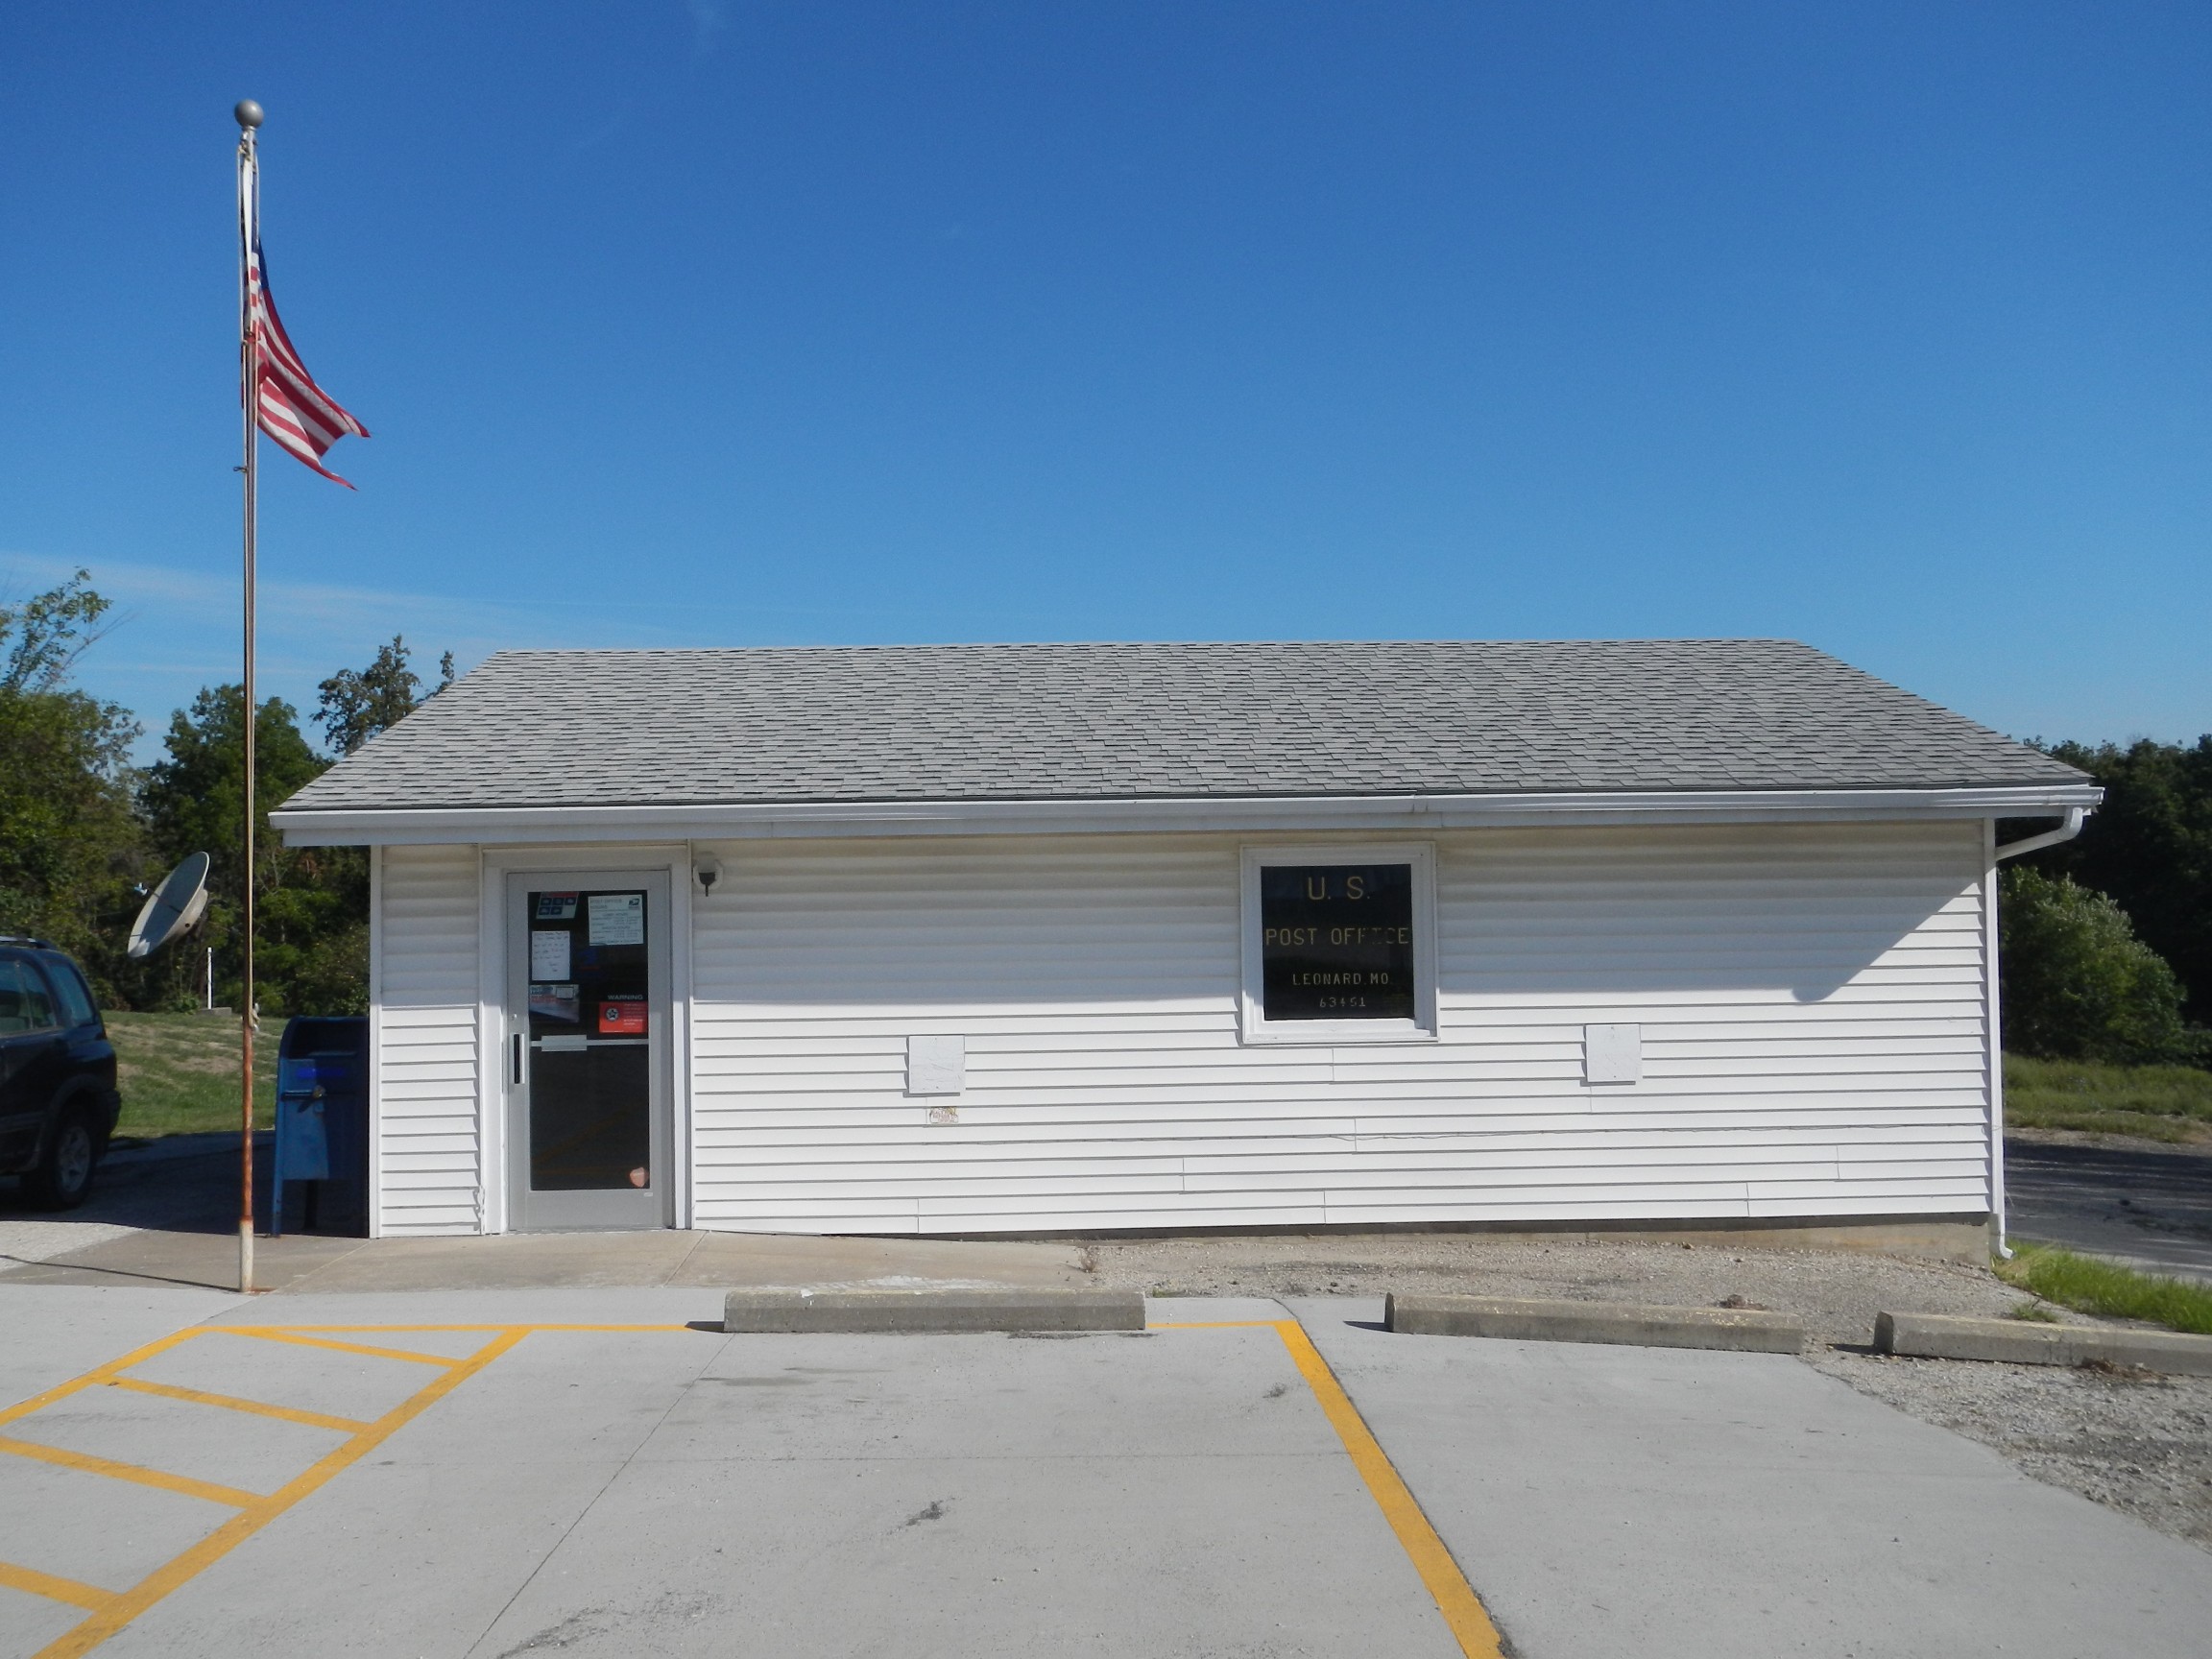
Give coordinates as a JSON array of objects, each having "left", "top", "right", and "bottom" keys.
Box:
[
  {"left": 374, "top": 844, "right": 480, "bottom": 1235},
  {"left": 906, "top": 1035, "right": 966, "bottom": 1096},
  {"left": 1583, "top": 1023, "right": 1642, "bottom": 1084},
  {"left": 686, "top": 822, "right": 1991, "bottom": 1237}
]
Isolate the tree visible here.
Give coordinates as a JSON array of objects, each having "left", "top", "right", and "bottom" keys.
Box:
[
  {"left": 317, "top": 636, "right": 452, "bottom": 756},
  {"left": 1999, "top": 867, "right": 2198, "bottom": 1065},
  {"left": 2019, "top": 737, "right": 2212, "bottom": 1024},
  {"left": 1, "top": 567, "right": 119, "bottom": 693},
  {"left": 2, "top": 586, "right": 452, "bottom": 1016},
  {"left": 0, "top": 573, "right": 145, "bottom": 998},
  {"left": 140, "top": 686, "right": 365, "bottom": 1016}
]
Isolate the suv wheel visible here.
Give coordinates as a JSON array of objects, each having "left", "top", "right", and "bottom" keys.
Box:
[{"left": 27, "top": 1103, "right": 99, "bottom": 1210}]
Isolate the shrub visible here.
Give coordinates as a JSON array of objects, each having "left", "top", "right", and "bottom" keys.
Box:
[{"left": 1999, "top": 867, "right": 2199, "bottom": 1065}]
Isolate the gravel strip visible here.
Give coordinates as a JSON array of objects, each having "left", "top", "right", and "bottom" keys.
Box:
[{"left": 1083, "top": 1232, "right": 2212, "bottom": 1551}]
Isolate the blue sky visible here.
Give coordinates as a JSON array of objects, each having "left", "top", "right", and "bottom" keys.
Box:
[{"left": 3, "top": 2, "right": 2207, "bottom": 757}]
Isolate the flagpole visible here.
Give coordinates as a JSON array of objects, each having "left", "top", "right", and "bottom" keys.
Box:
[
  {"left": 236, "top": 98, "right": 263, "bottom": 1296},
  {"left": 226, "top": 98, "right": 363, "bottom": 1295}
]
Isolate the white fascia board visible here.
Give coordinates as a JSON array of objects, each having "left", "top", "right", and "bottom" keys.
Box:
[{"left": 271, "top": 782, "right": 2103, "bottom": 847}]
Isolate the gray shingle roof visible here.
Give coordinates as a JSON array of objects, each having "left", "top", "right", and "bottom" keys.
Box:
[{"left": 276, "top": 639, "right": 2086, "bottom": 813}]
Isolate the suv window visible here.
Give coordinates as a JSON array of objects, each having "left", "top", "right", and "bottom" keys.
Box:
[
  {"left": 43, "top": 958, "right": 97, "bottom": 1029},
  {"left": 0, "top": 957, "right": 59, "bottom": 1034}
]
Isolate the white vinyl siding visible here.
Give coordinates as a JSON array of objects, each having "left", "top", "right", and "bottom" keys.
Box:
[
  {"left": 685, "top": 821, "right": 1990, "bottom": 1236},
  {"left": 373, "top": 844, "right": 481, "bottom": 1235}
]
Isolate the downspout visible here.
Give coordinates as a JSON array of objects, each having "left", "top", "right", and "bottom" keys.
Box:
[{"left": 1984, "top": 805, "right": 2090, "bottom": 1258}]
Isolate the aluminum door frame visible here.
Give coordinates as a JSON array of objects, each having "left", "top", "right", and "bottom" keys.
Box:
[{"left": 503, "top": 869, "right": 674, "bottom": 1231}]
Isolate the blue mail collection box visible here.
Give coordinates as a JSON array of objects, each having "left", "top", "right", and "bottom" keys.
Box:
[{"left": 272, "top": 1016, "right": 369, "bottom": 1237}]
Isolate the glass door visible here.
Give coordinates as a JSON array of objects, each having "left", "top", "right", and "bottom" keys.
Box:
[{"left": 505, "top": 871, "right": 672, "bottom": 1230}]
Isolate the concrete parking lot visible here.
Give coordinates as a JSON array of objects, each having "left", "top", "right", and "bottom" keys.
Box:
[{"left": 4, "top": 1284, "right": 2210, "bottom": 1659}]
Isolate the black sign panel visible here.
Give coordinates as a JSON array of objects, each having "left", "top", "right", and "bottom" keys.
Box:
[{"left": 1260, "top": 863, "right": 1415, "bottom": 1022}]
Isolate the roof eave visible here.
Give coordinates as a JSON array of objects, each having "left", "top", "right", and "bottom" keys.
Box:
[{"left": 271, "top": 781, "right": 2104, "bottom": 847}]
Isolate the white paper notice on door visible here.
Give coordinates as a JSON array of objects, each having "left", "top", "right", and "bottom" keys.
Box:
[
  {"left": 588, "top": 893, "right": 645, "bottom": 946},
  {"left": 530, "top": 929, "right": 571, "bottom": 979}
]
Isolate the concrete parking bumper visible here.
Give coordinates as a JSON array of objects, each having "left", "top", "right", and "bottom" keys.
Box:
[
  {"left": 722, "top": 1286, "right": 1145, "bottom": 1333},
  {"left": 1875, "top": 1310, "right": 2212, "bottom": 1374},
  {"left": 1386, "top": 1291, "right": 1805, "bottom": 1353}
]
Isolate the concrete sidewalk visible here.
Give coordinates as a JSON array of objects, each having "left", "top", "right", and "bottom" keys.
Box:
[
  {"left": 0, "top": 1222, "right": 1092, "bottom": 1296},
  {"left": 0, "top": 1132, "right": 1093, "bottom": 1296}
]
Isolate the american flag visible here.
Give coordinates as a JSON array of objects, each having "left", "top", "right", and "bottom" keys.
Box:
[{"left": 240, "top": 156, "right": 368, "bottom": 486}]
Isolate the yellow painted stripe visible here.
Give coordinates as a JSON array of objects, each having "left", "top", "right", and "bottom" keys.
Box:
[
  {"left": 1269, "top": 1321, "right": 1507, "bottom": 1659},
  {"left": 105, "top": 1378, "right": 369, "bottom": 1436},
  {"left": 0, "top": 1329, "right": 204, "bottom": 1430},
  {"left": 34, "top": 1327, "right": 530, "bottom": 1659},
  {"left": 0, "top": 1559, "right": 115, "bottom": 1613},
  {"left": 455, "top": 1323, "right": 695, "bottom": 1333},
  {"left": 213, "top": 1329, "right": 460, "bottom": 1367},
  {"left": 0, "top": 1435, "right": 257, "bottom": 1509},
  {"left": 220, "top": 1322, "right": 697, "bottom": 1334}
]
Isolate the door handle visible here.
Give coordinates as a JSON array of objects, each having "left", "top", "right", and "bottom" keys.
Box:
[{"left": 511, "top": 1033, "right": 522, "bottom": 1086}]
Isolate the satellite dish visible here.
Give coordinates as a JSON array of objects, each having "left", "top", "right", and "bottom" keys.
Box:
[{"left": 128, "top": 852, "right": 212, "bottom": 960}]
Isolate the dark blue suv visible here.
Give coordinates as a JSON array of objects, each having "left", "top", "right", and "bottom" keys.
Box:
[{"left": 0, "top": 939, "right": 120, "bottom": 1208}]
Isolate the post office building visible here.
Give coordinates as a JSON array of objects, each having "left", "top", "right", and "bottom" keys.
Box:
[{"left": 268, "top": 639, "right": 2096, "bottom": 1246}]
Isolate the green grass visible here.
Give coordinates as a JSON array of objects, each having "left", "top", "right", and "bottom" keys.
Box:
[
  {"left": 1996, "top": 1245, "right": 2212, "bottom": 1336},
  {"left": 107, "top": 1012, "right": 276, "bottom": 1138},
  {"left": 2005, "top": 1053, "right": 2212, "bottom": 1143}
]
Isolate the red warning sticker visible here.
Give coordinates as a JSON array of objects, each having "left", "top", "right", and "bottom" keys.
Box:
[{"left": 598, "top": 998, "right": 648, "bottom": 1036}]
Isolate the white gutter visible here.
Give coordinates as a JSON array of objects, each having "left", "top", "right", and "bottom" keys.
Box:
[
  {"left": 1993, "top": 805, "right": 2088, "bottom": 861},
  {"left": 272, "top": 781, "right": 2104, "bottom": 848}
]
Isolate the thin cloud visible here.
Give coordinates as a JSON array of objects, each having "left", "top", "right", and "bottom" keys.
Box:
[{"left": 685, "top": 0, "right": 726, "bottom": 57}]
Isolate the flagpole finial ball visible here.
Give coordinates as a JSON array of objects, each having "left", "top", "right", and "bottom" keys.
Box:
[{"left": 234, "top": 100, "right": 264, "bottom": 130}]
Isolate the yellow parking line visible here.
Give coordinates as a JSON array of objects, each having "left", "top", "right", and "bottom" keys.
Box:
[
  {"left": 0, "top": 1330, "right": 204, "bottom": 1431},
  {"left": 0, "top": 1559, "right": 115, "bottom": 1613},
  {"left": 216, "top": 1327, "right": 699, "bottom": 1335},
  {"left": 213, "top": 1329, "right": 460, "bottom": 1367},
  {"left": 33, "top": 1327, "right": 529, "bottom": 1659},
  {"left": 104, "top": 1377, "right": 369, "bottom": 1436},
  {"left": 223, "top": 1322, "right": 696, "bottom": 1333},
  {"left": 3, "top": 1322, "right": 708, "bottom": 1657},
  {"left": 1155, "top": 1316, "right": 1505, "bottom": 1659},
  {"left": 12, "top": 1315, "right": 1480, "bottom": 1656},
  {"left": 0, "top": 1435, "right": 257, "bottom": 1509},
  {"left": 1267, "top": 1321, "right": 1506, "bottom": 1659}
]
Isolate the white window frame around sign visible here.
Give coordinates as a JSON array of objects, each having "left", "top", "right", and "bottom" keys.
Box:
[{"left": 1238, "top": 843, "right": 1439, "bottom": 1046}]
